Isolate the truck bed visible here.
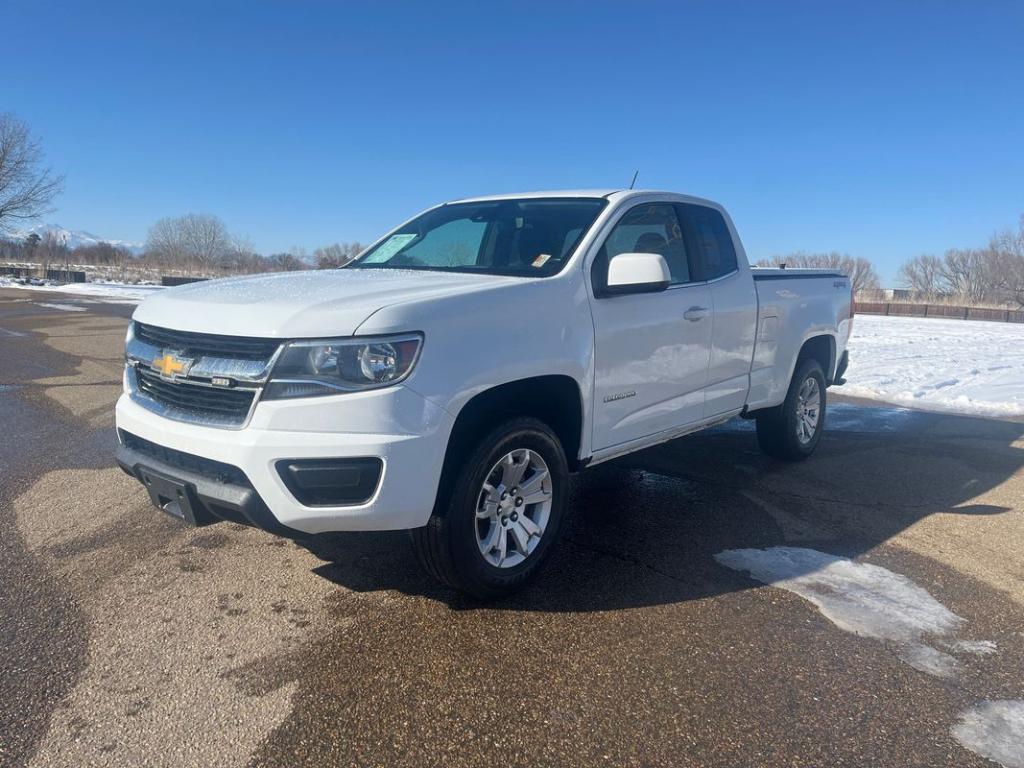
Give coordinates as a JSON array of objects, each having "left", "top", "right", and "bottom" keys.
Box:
[{"left": 746, "top": 268, "right": 853, "bottom": 412}]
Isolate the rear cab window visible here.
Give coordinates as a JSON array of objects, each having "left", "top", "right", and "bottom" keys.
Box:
[{"left": 675, "top": 203, "right": 738, "bottom": 281}]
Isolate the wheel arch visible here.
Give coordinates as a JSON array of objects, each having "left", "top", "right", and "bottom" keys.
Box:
[
  {"left": 432, "top": 375, "right": 585, "bottom": 516},
  {"left": 796, "top": 333, "right": 837, "bottom": 383}
]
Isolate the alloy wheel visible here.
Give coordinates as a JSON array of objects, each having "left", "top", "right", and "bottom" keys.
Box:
[{"left": 474, "top": 448, "right": 553, "bottom": 568}]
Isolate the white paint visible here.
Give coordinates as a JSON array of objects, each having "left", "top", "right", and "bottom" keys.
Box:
[
  {"left": 844, "top": 314, "right": 1024, "bottom": 418},
  {"left": 34, "top": 302, "right": 86, "bottom": 312},
  {"left": 953, "top": 700, "right": 1024, "bottom": 768},
  {"left": 117, "top": 189, "right": 853, "bottom": 536},
  {"left": 714, "top": 547, "right": 977, "bottom": 678}
]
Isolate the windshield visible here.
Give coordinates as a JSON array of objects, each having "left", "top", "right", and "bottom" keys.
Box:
[{"left": 350, "top": 198, "right": 607, "bottom": 277}]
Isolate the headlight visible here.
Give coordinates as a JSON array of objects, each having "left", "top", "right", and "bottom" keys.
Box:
[{"left": 263, "top": 333, "right": 423, "bottom": 399}]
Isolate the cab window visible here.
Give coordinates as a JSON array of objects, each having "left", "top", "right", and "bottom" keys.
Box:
[
  {"left": 676, "top": 203, "right": 737, "bottom": 281},
  {"left": 592, "top": 203, "right": 690, "bottom": 294}
]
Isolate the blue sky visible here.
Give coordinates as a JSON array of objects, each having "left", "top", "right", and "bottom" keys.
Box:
[{"left": 5, "top": 0, "right": 1023, "bottom": 282}]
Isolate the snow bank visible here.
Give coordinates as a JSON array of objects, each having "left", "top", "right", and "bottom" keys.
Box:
[
  {"left": 0, "top": 278, "right": 164, "bottom": 303},
  {"left": 50, "top": 281, "right": 165, "bottom": 302},
  {"left": 844, "top": 314, "right": 1024, "bottom": 418}
]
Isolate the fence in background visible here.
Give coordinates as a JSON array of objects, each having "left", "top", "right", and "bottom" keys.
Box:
[
  {"left": 45, "top": 269, "right": 86, "bottom": 283},
  {"left": 0, "top": 265, "right": 86, "bottom": 282},
  {"left": 855, "top": 302, "right": 1024, "bottom": 323},
  {"left": 0, "top": 265, "right": 34, "bottom": 278},
  {"left": 161, "top": 276, "right": 208, "bottom": 287}
]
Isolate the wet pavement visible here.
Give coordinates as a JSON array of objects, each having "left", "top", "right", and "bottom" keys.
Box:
[{"left": 1, "top": 287, "right": 1022, "bottom": 767}]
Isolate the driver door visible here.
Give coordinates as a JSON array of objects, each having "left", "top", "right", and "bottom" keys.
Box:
[{"left": 588, "top": 202, "right": 712, "bottom": 451}]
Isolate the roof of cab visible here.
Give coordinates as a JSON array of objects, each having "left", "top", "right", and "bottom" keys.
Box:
[
  {"left": 447, "top": 189, "right": 721, "bottom": 209},
  {"left": 450, "top": 189, "right": 621, "bottom": 203}
]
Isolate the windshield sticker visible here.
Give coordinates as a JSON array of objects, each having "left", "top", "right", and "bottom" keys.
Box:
[
  {"left": 532, "top": 253, "right": 552, "bottom": 268},
  {"left": 362, "top": 233, "right": 418, "bottom": 263}
]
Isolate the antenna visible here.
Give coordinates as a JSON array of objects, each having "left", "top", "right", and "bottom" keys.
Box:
[{"left": 629, "top": 170, "right": 639, "bottom": 189}]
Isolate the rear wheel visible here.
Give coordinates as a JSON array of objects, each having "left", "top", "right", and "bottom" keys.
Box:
[
  {"left": 410, "top": 417, "right": 568, "bottom": 599},
  {"left": 756, "top": 358, "right": 826, "bottom": 461}
]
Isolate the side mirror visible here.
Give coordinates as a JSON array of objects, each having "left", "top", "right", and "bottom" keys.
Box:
[{"left": 605, "top": 252, "right": 671, "bottom": 295}]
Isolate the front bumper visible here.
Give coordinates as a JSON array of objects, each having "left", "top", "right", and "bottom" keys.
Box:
[
  {"left": 117, "top": 433, "right": 302, "bottom": 536},
  {"left": 115, "top": 384, "right": 454, "bottom": 535}
]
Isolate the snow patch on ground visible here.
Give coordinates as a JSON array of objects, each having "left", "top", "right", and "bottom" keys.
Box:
[
  {"left": 953, "top": 700, "right": 1024, "bottom": 768},
  {"left": 50, "top": 281, "right": 164, "bottom": 302},
  {"left": 713, "top": 546, "right": 990, "bottom": 679},
  {"left": 898, "top": 643, "right": 960, "bottom": 678},
  {"left": 845, "top": 315, "right": 1024, "bottom": 418},
  {"left": 715, "top": 546, "right": 1019, "bottom": 765},
  {"left": 35, "top": 302, "right": 86, "bottom": 312},
  {"left": 952, "top": 639, "right": 999, "bottom": 655},
  {"left": 0, "top": 278, "right": 164, "bottom": 304}
]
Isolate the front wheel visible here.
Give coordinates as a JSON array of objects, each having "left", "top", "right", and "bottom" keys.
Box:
[
  {"left": 410, "top": 417, "right": 568, "bottom": 599},
  {"left": 756, "top": 358, "right": 827, "bottom": 461}
]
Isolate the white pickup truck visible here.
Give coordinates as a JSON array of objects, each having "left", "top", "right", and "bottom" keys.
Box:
[{"left": 116, "top": 190, "right": 852, "bottom": 597}]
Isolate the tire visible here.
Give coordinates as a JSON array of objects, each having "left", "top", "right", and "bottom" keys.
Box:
[
  {"left": 756, "top": 358, "right": 827, "bottom": 461},
  {"left": 410, "top": 417, "right": 569, "bottom": 599}
]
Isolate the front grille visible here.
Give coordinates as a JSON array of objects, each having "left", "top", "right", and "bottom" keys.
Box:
[
  {"left": 135, "top": 368, "right": 255, "bottom": 424},
  {"left": 119, "top": 430, "right": 250, "bottom": 486},
  {"left": 135, "top": 322, "right": 281, "bottom": 361}
]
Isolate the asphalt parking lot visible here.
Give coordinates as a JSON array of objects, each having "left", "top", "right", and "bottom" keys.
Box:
[{"left": 2, "top": 288, "right": 1023, "bottom": 768}]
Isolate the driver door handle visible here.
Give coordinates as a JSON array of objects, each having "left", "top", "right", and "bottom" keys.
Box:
[{"left": 684, "top": 306, "right": 710, "bottom": 322}]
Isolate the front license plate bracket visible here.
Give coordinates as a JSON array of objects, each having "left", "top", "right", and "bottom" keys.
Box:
[{"left": 138, "top": 467, "right": 202, "bottom": 526}]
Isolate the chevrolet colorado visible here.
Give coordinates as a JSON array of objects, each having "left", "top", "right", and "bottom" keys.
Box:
[{"left": 116, "top": 190, "right": 852, "bottom": 597}]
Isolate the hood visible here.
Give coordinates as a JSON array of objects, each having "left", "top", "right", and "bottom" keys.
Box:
[{"left": 132, "top": 268, "right": 514, "bottom": 338}]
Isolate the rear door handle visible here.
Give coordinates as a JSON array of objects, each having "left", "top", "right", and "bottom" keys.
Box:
[{"left": 684, "top": 306, "right": 710, "bottom": 322}]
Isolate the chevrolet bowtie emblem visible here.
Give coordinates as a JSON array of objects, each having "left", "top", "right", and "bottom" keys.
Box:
[{"left": 152, "top": 352, "right": 192, "bottom": 379}]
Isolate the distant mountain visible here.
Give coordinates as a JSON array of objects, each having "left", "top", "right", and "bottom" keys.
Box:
[{"left": 12, "top": 223, "right": 144, "bottom": 255}]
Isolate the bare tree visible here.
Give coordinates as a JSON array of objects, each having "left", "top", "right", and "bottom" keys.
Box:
[
  {"left": 894, "top": 213, "right": 1024, "bottom": 307},
  {"left": 219, "top": 242, "right": 266, "bottom": 275},
  {"left": 939, "top": 248, "right": 990, "bottom": 304},
  {"left": 0, "top": 114, "right": 64, "bottom": 235},
  {"left": 897, "top": 254, "right": 945, "bottom": 297},
  {"left": 314, "top": 242, "right": 363, "bottom": 269},
  {"left": 266, "top": 252, "right": 307, "bottom": 271},
  {"left": 37, "top": 231, "right": 69, "bottom": 276},
  {"left": 72, "top": 241, "right": 134, "bottom": 281},
  {"left": 990, "top": 215, "right": 1024, "bottom": 308},
  {"left": 756, "top": 252, "right": 880, "bottom": 294},
  {"left": 145, "top": 214, "right": 232, "bottom": 274}
]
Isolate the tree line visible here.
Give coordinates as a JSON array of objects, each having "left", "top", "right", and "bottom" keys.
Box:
[
  {"left": 753, "top": 214, "right": 1024, "bottom": 309},
  {"left": 141, "top": 213, "right": 363, "bottom": 275},
  {"left": 896, "top": 215, "right": 1024, "bottom": 308},
  {"left": 0, "top": 216, "right": 364, "bottom": 279}
]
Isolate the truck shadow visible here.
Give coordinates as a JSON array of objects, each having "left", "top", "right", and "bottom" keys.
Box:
[{"left": 299, "top": 402, "right": 1024, "bottom": 612}]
